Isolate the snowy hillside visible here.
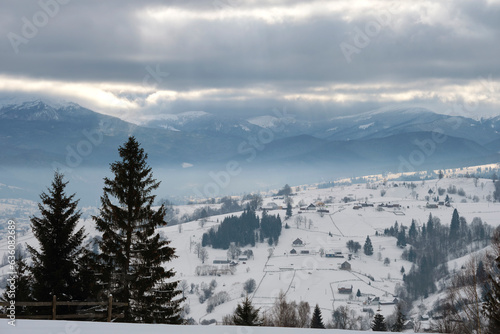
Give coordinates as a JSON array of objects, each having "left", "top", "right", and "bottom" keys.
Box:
[{"left": 1, "top": 172, "right": 499, "bottom": 331}]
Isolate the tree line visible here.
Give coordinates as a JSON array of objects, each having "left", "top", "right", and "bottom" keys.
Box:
[{"left": 201, "top": 208, "right": 282, "bottom": 249}]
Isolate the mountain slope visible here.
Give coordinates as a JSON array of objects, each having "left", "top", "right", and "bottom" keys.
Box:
[
  {"left": 0, "top": 99, "right": 498, "bottom": 176},
  {"left": 0, "top": 100, "right": 241, "bottom": 167}
]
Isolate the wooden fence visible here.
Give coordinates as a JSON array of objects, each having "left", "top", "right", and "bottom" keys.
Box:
[{"left": 0, "top": 295, "right": 127, "bottom": 322}]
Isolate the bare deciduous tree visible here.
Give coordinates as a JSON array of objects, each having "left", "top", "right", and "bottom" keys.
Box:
[
  {"left": 194, "top": 242, "right": 202, "bottom": 258},
  {"left": 331, "top": 305, "right": 361, "bottom": 330},
  {"left": 200, "top": 247, "right": 209, "bottom": 264},
  {"left": 227, "top": 243, "right": 241, "bottom": 260},
  {"left": 434, "top": 256, "right": 488, "bottom": 334},
  {"left": 270, "top": 291, "right": 299, "bottom": 327},
  {"left": 297, "top": 301, "right": 311, "bottom": 328}
]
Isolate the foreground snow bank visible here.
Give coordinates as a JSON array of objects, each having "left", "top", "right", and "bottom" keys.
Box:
[{"left": 2, "top": 320, "right": 396, "bottom": 334}]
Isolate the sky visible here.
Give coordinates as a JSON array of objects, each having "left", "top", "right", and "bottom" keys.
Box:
[{"left": 1, "top": 0, "right": 499, "bottom": 123}]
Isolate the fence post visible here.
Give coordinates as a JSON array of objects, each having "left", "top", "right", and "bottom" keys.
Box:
[
  {"left": 52, "top": 295, "right": 57, "bottom": 320},
  {"left": 107, "top": 295, "right": 113, "bottom": 322}
]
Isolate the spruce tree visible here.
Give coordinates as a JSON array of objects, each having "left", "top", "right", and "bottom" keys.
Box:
[
  {"left": 391, "top": 304, "right": 405, "bottom": 332},
  {"left": 449, "top": 208, "right": 460, "bottom": 242},
  {"left": 397, "top": 230, "right": 407, "bottom": 248},
  {"left": 28, "top": 172, "right": 88, "bottom": 303},
  {"left": 408, "top": 220, "right": 418, "bottom": 244},
  {"left": 372, "top": 313, "right": 387, "bottom": 331},
  {"left": 94, "top": 137, "right": 184, "bottom": 323},
  {"left": 233, "top": 296, "right": 262, "bottom": 326},
  {"left": 364, "top": 235, "right": 374, "bottom": 256},
  {"left": 286, "top": 202, "right": 292, "bottom": 219},
  {"left": 310, "top": 304, "right": 325, "bottom": 328}
]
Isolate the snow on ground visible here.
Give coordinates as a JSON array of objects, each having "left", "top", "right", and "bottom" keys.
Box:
[
  {"left": 0, "top": 175, "right": 499, "bottom": 331},
  {"left": 1, "top": 320, "right": 401, "bottom": 334},
  {"left": 159, "top": 177, "right": 500, "bottom": 325}
]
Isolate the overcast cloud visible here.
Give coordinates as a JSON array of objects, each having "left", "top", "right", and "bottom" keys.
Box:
[{"left": 1, "top": 0, "right": 499, "bottom": 122}]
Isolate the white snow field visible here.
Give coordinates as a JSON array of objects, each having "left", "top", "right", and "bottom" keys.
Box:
[
  {"left": 0, "top": 172, "right": 499, "bottom": 332},
  {"left": 1, "top": 319, "right": 399, "bottom": 334}
]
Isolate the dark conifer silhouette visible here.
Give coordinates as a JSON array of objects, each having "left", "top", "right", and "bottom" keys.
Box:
[
  {"left": 372, "top": 313, "right": 387, "bottom": 331},
  {"left": 310, "top": 304, "right": 325, "bottom": 328},
  {"left": 94, "top": 137, "right": 184, "bottom": 323},
  {"left": 28, "top": 172, "right": 88, "bottom": 304},
  {"left": 233, "top": 296, "right": 262, "bottom": 326}
]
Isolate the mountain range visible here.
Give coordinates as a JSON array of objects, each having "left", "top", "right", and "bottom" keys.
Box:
[{"left": 1, "top": 98, "right": 498, "bottom": 171}]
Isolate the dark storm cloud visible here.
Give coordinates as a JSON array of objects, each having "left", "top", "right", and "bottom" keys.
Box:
[{"left": 0, "top": 0, "right": 499, "bottom": 120}]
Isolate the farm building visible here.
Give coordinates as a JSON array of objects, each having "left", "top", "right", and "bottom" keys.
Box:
[
  {"left": 292, "top": 238, "right": 305, "bottom": 247},
  {"left": 261, "top": 202, "right": 279, "bottom": 210},
  {"left": 340, "top": 261, "right": 351, "bottom": 271},
  {"left": 325, "top": 250, "right": 344, "bottom": 258},
  {"left": 213, "top": 258, "right": 230, "bottom": 265},
  {"left": 338, "top": 284, "right": 353, "bottom": 294}
]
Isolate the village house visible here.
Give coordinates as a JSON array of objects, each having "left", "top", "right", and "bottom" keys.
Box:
[
  {"left": 340, "top": 261, "right": 351, "bottom": 271},
  {"left": 292, "top": 238, "right": 305, "bottom": 247},
  {"left": 338, "top": 284, "right": 353, "bottom": 294},
  {"left": 325, "top": 250, "right": 344, "bottom": 258},
  {"left": 261, "top": 202, "right": 279, "bottom": 210},
  {"left": 213, "top": 258, "right": 230, "bottom": 265}
]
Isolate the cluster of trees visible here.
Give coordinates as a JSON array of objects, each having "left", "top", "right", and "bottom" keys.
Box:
[
  {"left": 1, "top": 137, "right": 184, "bottom": 324},
  {"left": 201, "top": 209, "right": 282, "bottom": 249},
  {"left": 176, "top": 196, "right": 244, "bottom": 224},
  {"left": 224, "top": 292, "right": 312, "bottom": 328},
  {"left": 394, "top": 209, "right": 493, "bottom": 305},
  {"left": 346, "top": 240, "right": 361, "bottom": 253},
  {"left": 224, "top": 292, "right": 410, "bottom": 331},
  {"left": 276, "top": 184, "right": 293, "bottom": 197},
  {"left": 494, "top": 180, "right": 500, "bottom": 201},
  {"left": 428, "top": 226, "right": 500, "bottom": 333}
]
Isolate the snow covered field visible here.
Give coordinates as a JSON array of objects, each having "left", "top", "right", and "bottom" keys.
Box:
[
  {"left": 1, "top": 319, "right": 397, "bottom": 334},
  {"left": 1, "top": 173, "right": 499, "bottom": 331}
]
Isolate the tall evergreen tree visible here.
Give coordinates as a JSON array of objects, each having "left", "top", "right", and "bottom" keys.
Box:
[
  {"left": 286, "top": 202, "right": 292, "bottom": 219},
  {"left": 408, "top": 219, "right": 418, "bottom": 244},
  {"left": 397, "top": 229, "right": 407, "bottom": 248},
  {"left": 364, "top": 235, "right": 374, "bottom": 256},
  {"left": 27, "top": 172, "right": 88, "bottom": 303},
  {"left": 372, "top": 313, "right": 387, "bottom": 331},
  {"left": 233, "top": 296, "right": 262, "bottom": 326},
  {"left": 310, "top": 304, "right": 325, "bottom": 328},
  {"left": 94, "top": 137, "right": 184, "bottom": 323},
  {"left": 449, "top": 209, "right": 460, "bottom": 242},
  {"left": 391, "top": 304, "right": 405, "bottom": 332}
]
